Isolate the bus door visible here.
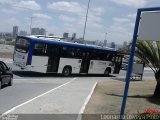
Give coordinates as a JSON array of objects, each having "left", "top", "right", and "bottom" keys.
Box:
[
  {"left": 80, "top": 51, "right": 90, "bottom": 73},
  {"left": 47, "top": 45, "right": 60, "bottom": 72},
  {"left": 113, "top": 54, "right": 123, "bottom": 74}
]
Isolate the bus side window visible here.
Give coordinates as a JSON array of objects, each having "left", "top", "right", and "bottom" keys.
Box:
[
  {"left": 107, "top": 53, "right": 113, "bottom": 61},
  {"left": 112, "top": 55, "right": 116, "bottom": 62},
  {"left": 97, "top": 52, "right": 105, "bottom": 60},
  {"left": 62, "top": 47, "right": 79, "bottom": 58},
  {"left": 46, "top": 44, "right": 60, "bottom": 56},
  {"left": 62, "top": 46, "right": 68, "bottom": 58},
  {"left": 74, "top": 48, "right": 82, "bottom": 59},
  {"left": 96, "top": 52, "right": 99, "bottom": 60},
  {"left": 69, "top": 47, "right": 75, "bottom": 58},
  {"left": 90, "top": 51, "right": 96, "bottom": 60},
  {"left": 33, "top": 43, "right": 47, "bottom": 56}
]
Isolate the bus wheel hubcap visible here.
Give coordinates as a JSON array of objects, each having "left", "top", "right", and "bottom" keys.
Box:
[
  {"left": 64, "top": 69, "right": 69, "bottom": 75},
  {"left": 0, "top": 81, "right": 2, "bottom": 89},
  {"left": 105, "top": 70, "right": 109, "bottom": 75}
]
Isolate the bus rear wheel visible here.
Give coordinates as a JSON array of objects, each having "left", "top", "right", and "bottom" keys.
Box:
[
  {"left": 62, "top": 67, "right": 72, "bottom": 77},
  {"left": 104, "top": 68, "right": 110, "bottom": 77},
  {"left": 8, "top": 77, "right": 13, "bottom": 86},
  {"left": 0, "top": 81, "right": 2, "bottom": 89}
]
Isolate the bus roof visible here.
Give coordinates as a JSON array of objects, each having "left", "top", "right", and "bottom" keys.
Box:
[{"left": 18, "top": 36, "right": 117, "bottom": 52}]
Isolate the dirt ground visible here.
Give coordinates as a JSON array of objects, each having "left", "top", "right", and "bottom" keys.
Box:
[
  {"left": 0, "top": 44, "right": 14, "bottom": 58},
  {"left": 0, "top": 52, "right": 13, "bottom": 58},
  {"left": 83, "top": 80, "right": 160, "bottom": 120}
]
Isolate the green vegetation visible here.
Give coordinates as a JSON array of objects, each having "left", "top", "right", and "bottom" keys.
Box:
[
  {"left": 6, "top": 41, "right": 15, "bottom": 45},
  {"left": 135, "top": 40, "right": 160, "bottom": 98}
]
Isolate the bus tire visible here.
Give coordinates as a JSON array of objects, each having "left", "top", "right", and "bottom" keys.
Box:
[
  {"left": 104, "top": 68, "right": 111, "bottom": 77},
  {"left": 0, "top": 80, "right": 2, "bottom": 89},
  {"left": 62, "top": 66, "right": 72, "bottom": 77},
  {"left": 8, "top": 77, "right": 13, "bottom": 86}
]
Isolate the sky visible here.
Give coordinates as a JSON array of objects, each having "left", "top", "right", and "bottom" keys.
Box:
[{"left": 0, "top": 0, "right": 160, "bottom": 44}]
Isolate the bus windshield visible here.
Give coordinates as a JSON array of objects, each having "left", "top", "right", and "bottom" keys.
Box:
[{"left": 15, "top": 38, "right": 29, "bottom": 53}]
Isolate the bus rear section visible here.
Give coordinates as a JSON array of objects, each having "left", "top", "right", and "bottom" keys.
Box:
[{"left": 13, "top": 37, "right": 30, "bottom": 69}]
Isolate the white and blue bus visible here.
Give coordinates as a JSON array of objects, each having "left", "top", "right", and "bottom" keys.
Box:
[{"left": 13, "top": 36, "right": 122, "bottom": 76}]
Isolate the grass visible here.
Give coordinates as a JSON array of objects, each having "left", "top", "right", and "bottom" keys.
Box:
[{"left": 82, "top": 80, "right": 160, "bottom": 120}]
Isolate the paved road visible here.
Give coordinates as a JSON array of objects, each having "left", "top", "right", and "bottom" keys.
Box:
[
  {"left": 0, "top": 75, "right": 106, "bottom": 120},
  {"left": 117, "top": 68, "right": 155, "bottom": 81},
  {"left": 0, "top": 60, "right": 155, "bottom": 120},
  {"left": 0, "top": 78, "right": 72, "bottom": 113}
]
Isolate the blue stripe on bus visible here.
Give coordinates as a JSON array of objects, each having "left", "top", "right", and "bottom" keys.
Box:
[
  {"left": 27, "top": 38, "right": 34, "bottom": 65},
  {"left": 18, "top": 36, "right": 117, "bottom": 53}
]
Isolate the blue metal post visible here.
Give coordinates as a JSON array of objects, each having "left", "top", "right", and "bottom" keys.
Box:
[{"left": 120, "top": 9, "right": 141, "bottom": 120}]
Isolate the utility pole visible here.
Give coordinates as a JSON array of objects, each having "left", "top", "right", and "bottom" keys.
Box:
[
  {"left": 30, "top": 16, "right": 33, "bottom": 35},
  {"left": 82, "top": 0, "right": 91, "bottom": 41},
  {"left": 105, "top": 32, "right": 107, "bottom": 40}
]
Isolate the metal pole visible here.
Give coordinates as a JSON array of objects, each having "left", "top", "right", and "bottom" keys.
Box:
[
  {"left": 30, "top": 17, "right": 32, "bottom": 35},
  {"left": 120, "top": 9, "right": 141, "bottom": 120},
  {"left": 105, "top": 32, "right": 107, "bottom": 40},
  {"left": 45, "top": 30, "right": 47, "bottom": 37},
  {"left": 82, "top": 0, "right": 91, "bottom": 41}
]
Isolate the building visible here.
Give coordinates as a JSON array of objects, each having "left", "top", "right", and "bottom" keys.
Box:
[
  {"left": 72, "top": 33, "right": 76, "bottom": 40},
  {"left": 31, "top": 28, "right": 39, "bottom": 35},
  {"left": 123, "top": 41, "right": 128, "bottom": 48},
  {"left": 39, "top": 28, "right": 46, "bottom": 35},
  {"left": 110, "top": 42, "right": 116, "bottom": 48},
  {"left": 84, "top": 40, "right": 96, "bottom": 45},
  {"left": 63, "top": 32, "right": 69, "bottom": 38},
  {"left": 104, "top": 40, "right": 107, "bottom": 47},
  {"left": 13, "top": 26, "right": 18, "bottom": 38},
  {"left": 31, "top": 28, "right": 46, "bottom": 35},
  {"left": 19, "top": 31, "right": 27, "bottom": 36},
  {"left": 48, "top": 33, "right": 54, "bottom": 36}
]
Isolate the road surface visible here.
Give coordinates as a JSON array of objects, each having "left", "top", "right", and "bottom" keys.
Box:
[{"left": 0, "top": 59, "right": 155, "bottom": 120}]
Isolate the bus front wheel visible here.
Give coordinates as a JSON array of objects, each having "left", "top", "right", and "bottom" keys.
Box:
[{"left": 62, "top": 67, "right": 72, "bottom": 77}]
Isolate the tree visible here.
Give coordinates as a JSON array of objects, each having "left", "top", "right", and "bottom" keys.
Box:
[{"left": 135, "top": 40, "right": 160, "bottom": 98}]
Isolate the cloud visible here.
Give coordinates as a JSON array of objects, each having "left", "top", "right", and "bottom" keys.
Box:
[
  {"left": 113, "top": 17, "right": 130, "bottom": 23},
  {"left": 14, "top": 0, "right": 41, "bottom": 10},
  {"left": 48, "top": 1, "right": 105, "bottom": 33},
  {"left": 0, "top": 0, "right": 16, "bottom": 4},
  {"left": 47, "top": 1, "right": 84, "bottom": 14},
  {"left": 106, "top": 16, "right": 135, "bottom": 43},
  {"left": 1, "top": 8, "right": 17, "bottom": 14},
  {"left": 33, "top": 13, "right": 52, "bottom": 19},
  {"left": 109, "top": 0, "right": 147, "bottom": 7},
  {"left": 107, "top": 24, "right": 133, "bottom": 44},
  {"left": 59, "top": 15, "right": 76, "bottom": 22},
  {"left": 47, "top": 1, "right": 105, "bottom": 16},
  {"left": 128, "top": 13, "right": 136, "bottom": 19},
  {"left": 4, "top": 18, "right": 21, "bottom": 29},
  {"left": 91, "top": 7, "right": 105, "bottom": 16},
  {"left": 31, "top": 19, "right": 49, "bottom": 28},
  {"left": 7, "top": 18, "right": 22, "bottom": 27}
]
